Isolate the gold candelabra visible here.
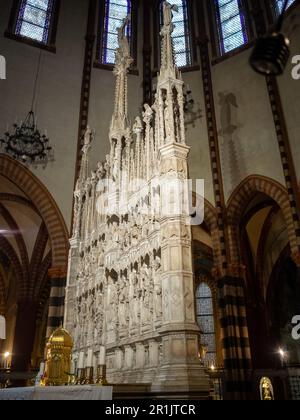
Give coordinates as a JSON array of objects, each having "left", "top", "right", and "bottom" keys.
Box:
[{"left": 96, "top": 365, "right": 108, "bottom": 386}]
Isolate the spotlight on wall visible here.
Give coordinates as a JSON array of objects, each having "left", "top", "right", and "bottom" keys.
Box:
[
  {"left": 278, "top": 347, "right": 288, "bottom": 368},
  {"left": 278, "top": 348, "right": 286, "bottom": 359},
  {"left": 250, "top": 0, "right": 291, "bottom": 76}
]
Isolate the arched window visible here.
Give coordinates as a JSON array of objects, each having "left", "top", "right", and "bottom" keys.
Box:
[
  {"left": 159, "top": 0, "right": 192, "bottom": 68},
  {"left": 274, "top": 0, "right": 296, "bottom": 16},
  {"left": 101, "top": 0, "right": 132, "bottom": 65},
  {"left": 196, "top": 283, "right": 216, "bottom": 366},
  {"left": 215, "top": 0, "right": 248, "bottom": 55},
  {"left": 14, "top": 0, "right": 57, "bottom": 44}
]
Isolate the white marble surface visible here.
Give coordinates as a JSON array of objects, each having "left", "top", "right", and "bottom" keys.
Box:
[
  {"left": 0, "top": 385, "right": 113, "bottom": 400},
  {"left": 0, "top": 315, "right": 5, "bottom": 339}
]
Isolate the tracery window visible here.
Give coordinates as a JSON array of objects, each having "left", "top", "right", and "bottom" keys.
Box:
[
  {"left": 14, "top": 0, "right": 56, "bottom": 44},
  {"left": 196, "top": 283, "right": 217, "bottom": 366},
  {"left": 215, "top": 0, "right": 248, "bottom": 55},
  {"left": 274, "top": 0, "right": 296, "bottom": 16},
  {"left": 100, "top": 0, "right": 132, "bottom": 65},
  {"left": 159, "top": 0, "right": 192, "bottom": 68}
]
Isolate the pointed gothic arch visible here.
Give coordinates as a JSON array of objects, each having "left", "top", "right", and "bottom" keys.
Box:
[
  {"left": 0, "top": 154, "right": 69, "bottom": 271},
  {"left": 226, "top": 175, "right": 297, "bottom": 263}
]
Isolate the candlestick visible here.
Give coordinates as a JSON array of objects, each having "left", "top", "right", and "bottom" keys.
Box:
[
  {"left": 76, "top": 368, "right": 85, "bottom": 385},
  {"left": 99, "top": 346, "right": 106, "bottom": 366},
  {"left": 96, "top": 365, "right": 108, "bottom": 386},
  {"left": 78, "top": 352, "right": 84, "bottom": 370},
  {"left": 84, "top": 367, "right": 94, "bottom": 385},
  {"left": 87, "top": 349, "right": 93, "bottom": 367}
]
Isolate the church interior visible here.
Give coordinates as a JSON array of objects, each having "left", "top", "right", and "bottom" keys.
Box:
[{"left": 0, "top": 0, "right": 300, "bottom": 401}]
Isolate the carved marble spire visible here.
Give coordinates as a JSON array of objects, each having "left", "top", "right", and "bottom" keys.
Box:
[
  {"left": 110, "top": 16, "right": 133, "bottom": 137},
  {"left": 159, "top": 1, "right": 179, "bottom": 80},
  {"left": 76, "top": 126, "right": 92, "bottom": 189},
  {"left": 157, "top": 2, "right": 185, "bottom": 145}
]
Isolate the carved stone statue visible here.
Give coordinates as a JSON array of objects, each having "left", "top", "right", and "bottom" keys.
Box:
[
  {"left": 117, "top": 16, "right": 131, "bottom": 60},
  {"left": 106, "top": 276, "right": 117, "bottom": 330},
  {"left": 153, "top": 257, "right": 162, "bottom": 319},
  {"left": 162, "top": 2, "right": 178, "bottom": 28},
  {"left": 118, "top": 277, "right": 128, "bottom": 328},
  {"left": 84, "top": 126, "right": 92, "bottom": 146}
]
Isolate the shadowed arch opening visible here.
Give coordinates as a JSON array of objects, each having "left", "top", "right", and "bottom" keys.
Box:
[
  {"left": 0, "top": 154, "right": 69, "bottom": 269},
  {"left": 227, "top": 175, "right": 297, "bottom": 263},
  {"left": 0, "top": 154, "right": 69, "bottom": 378}
]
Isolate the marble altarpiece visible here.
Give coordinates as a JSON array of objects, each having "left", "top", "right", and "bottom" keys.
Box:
[{"left": 64, "top": 2, "right": 210, "bottom": 394}]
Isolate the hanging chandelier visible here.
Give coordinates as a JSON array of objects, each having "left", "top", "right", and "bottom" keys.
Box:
[
  {"left": 0, "top": 111, "right": 52, "bottom": 164},
  {"left": 0, "top": 52, "right": 53, "bottom": 165},
  {"left": 250, "top": 0, "right": 291, "bottom": 76}
]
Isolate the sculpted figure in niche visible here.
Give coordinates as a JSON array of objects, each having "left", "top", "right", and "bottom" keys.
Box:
[
  {"left": 141, "top": 264, "right": 151, "bottom": 289},
  {"left": 164, "top": 97, "right": 172, "bottom": 143},
  {"left": 153, "top": 257, "right": 162, "bottom": 319},
  {"left": 112, "top": 221, "right": 119, "bottom": 245},
  {"left": 131, "top": 221, "right": 139, "bottom": 246},
  {"left": 108, "top": 276, "right": 119, "bottom": 330},
  {"left": 118, "top": 276, "right": 128, "bottom": 328},
  {"left": 142, "top": 288, "right": 151, "bottom": 325},
  {"left": 112, "top": 155, "right": 119, "bottom": 182},
  {"left": 98, "top": 243, "right": 105, "bottom": 266},
  {"left": 133, "top": 116, "right": 143, "bottom": 133},
  {"left": 143, "top": 103, "right": 153, "bottom": 124},
  {"left": 129, "top": 269, "right": 140, "bottom": 327},
  {"left": 104, "top": 154, "right": 111, "bottom": 176},
  {"left": 84, "top": 125, "right": 92, "bottom": 146},
  {"left": 96, "top": 161, "right": 106, "bottom": 179},
  {"left": 94, "top": 290, "right": 103, "bottom": 343}
]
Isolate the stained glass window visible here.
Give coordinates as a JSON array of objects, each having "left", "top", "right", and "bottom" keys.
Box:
[
  {"left": 159, "top": 0, "right": 192, "bottom": 68},
  {"left": 274, "top": 0, "right": 296, "bottom": 16},
  {"left": 15, "top": 0, "right": 54, "bottom": 44},
  {"left": 101, "top": 0, "right": 132, "bottom": 65},
  {"left": 196, "top": 283, "right": 216, "bottom": 366},
  {"left": 215, "top": 0, "right": 248, "bottom": 55}
]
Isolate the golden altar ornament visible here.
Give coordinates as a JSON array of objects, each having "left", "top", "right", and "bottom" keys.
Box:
[
  {"left": 43, "top": 326, "right": 73, "bottom": 386},
  {"left": 260, "top": 377, "right": 274, "bottom": 401}
]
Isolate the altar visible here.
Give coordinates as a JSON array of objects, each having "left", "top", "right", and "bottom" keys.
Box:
[{"left": 0, "top": 385, "right": 113, "bottom": 401}]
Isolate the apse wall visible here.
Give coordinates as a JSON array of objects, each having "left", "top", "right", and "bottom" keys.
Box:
[
  {"left": 205, "top": 5, "right": 300, "bottom": 203},
  {"left": 211, "top": 48, "right": 285, "bottom": 201},
  {"left": 0, "top": 0, "right": 89, "bottom": 230}
]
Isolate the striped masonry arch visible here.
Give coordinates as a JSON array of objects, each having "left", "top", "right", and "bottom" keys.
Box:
[
  {"left": 218, "top": 175, "right": 295, "bottom": 398},
  {"left": 0, "top": 154, "right": 69, "bottom": 337},
  {"left": 227, "top": 175, "right": 296, "bottom": 264}
]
